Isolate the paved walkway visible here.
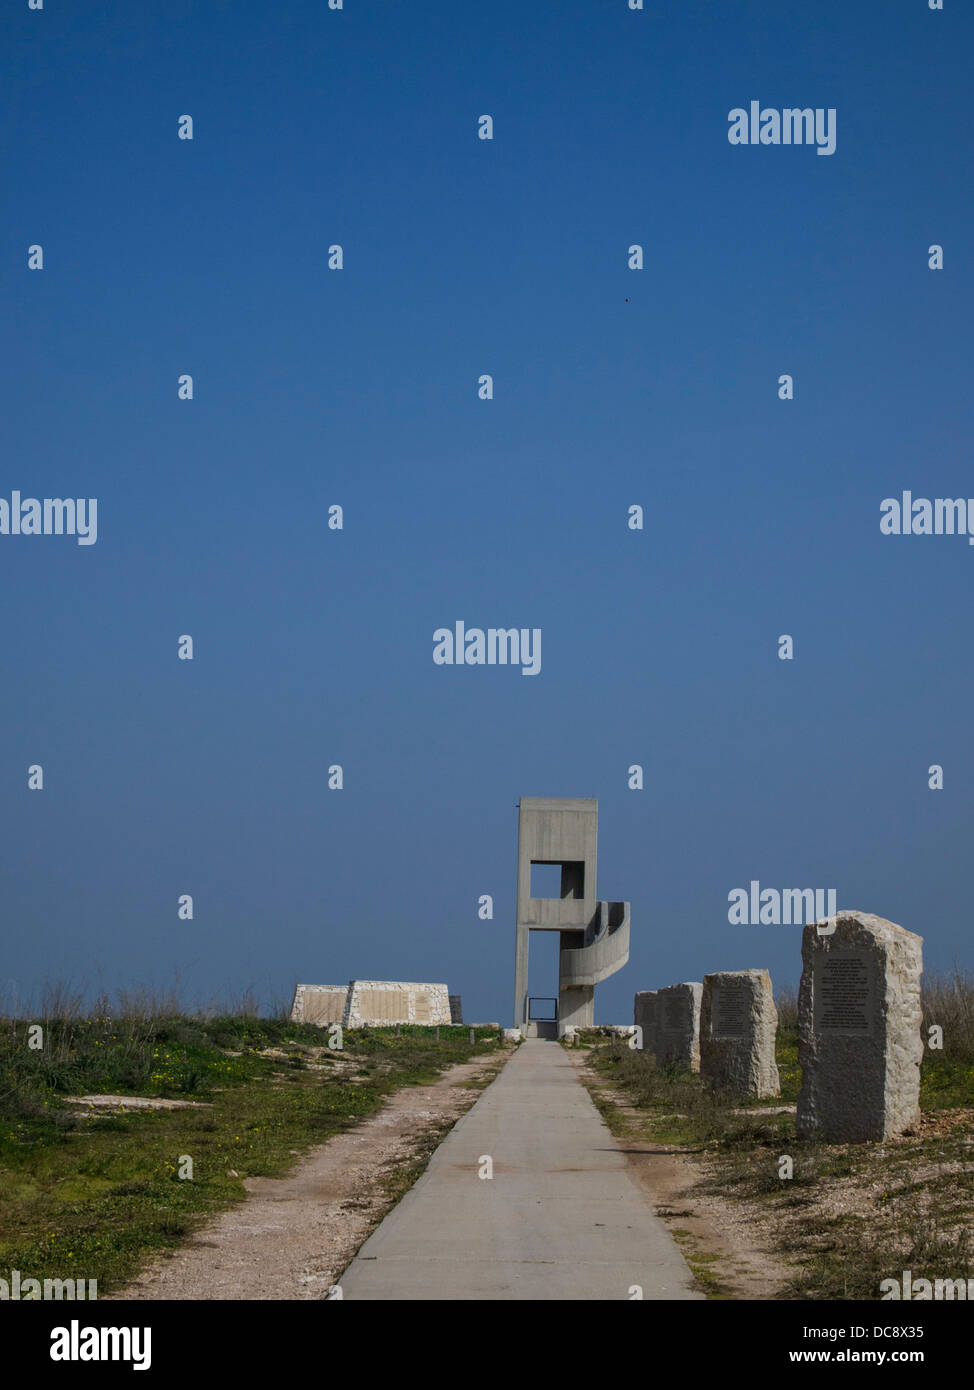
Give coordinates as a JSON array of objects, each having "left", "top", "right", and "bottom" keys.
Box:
[{"left": 339, "top": 1040, "right": 703, "bottom": 1300}]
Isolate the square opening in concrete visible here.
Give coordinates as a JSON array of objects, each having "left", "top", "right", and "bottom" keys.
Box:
[
  {"left": 528, "top": 997, "right": 558, "bottom": 1021},
  {"left": 531, "top": 861, "right": 585, "bottom": 899}
]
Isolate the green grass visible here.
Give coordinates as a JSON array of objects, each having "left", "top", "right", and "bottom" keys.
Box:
[
  {"left": 919, "top": 1051, "right": 974, "bottom": 1109},
  {"left": 0, "top": 1015, "right": 503, "bottom": 1293}
]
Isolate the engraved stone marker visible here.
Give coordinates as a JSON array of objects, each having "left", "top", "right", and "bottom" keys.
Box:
[
  {"left": 797, "top": 911, "right": 923, "bottom": 1142},
  {"left": 633, "top": 990, "right": 658, "bottom": 1054},
  {"left": 654, "top": 982, "right": 703, "bottom": 1071},
  {"left": 700, "top": 969, "right": 780, "bottom": 1097}
]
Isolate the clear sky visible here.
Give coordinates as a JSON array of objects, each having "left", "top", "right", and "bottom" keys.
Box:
[{"left": 2, "top": 0, "right": 971, "bottom": 1023}]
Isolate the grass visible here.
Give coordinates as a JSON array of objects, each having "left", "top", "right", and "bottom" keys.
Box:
[
  {"left": 681, "top": 1248, "right": 735, "bottom": 1300},
  {"left": 773, "top": 1152, "right": 973, "bottom": 1300},
  {"left": 585, "top": 1035, "right": 798, "bottom": 1149},
  {"left": 921, "top": 968, "right": 974, "bottom": 1060},
  {"left": 0, "top": 1009, "right": 504, "bottom": 1294}
]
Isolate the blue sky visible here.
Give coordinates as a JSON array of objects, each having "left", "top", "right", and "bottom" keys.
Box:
[{"left": 2, "top": 0, "right": 971, "bottom": 1022}]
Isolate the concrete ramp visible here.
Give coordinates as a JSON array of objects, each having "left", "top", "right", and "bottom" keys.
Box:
[{"left": 338, "top": 1040, "right": 703, "bottom": 1301}]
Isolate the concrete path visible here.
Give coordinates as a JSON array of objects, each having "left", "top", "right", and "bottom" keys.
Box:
[{"left": 339, "top": 1040, "right": 704, "bottom": 1300}]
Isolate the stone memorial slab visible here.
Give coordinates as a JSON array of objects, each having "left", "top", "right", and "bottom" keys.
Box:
[
  {"left": 700, "top": 969, "right": 780, "bottom": 1097},
  {"left": 797, "top": 911, "right": 923, "bottom": 1142},
  {"left": 654, "top": 982, "right": 703, "bottom": 1071},
  {"left": 633, "top": 990, "right": 658, "bottom": 1054}
]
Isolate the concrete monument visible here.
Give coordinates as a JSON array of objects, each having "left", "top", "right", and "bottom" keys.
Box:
[{"left": 513, "top": 798, "right": 630, "bottom": 1037}]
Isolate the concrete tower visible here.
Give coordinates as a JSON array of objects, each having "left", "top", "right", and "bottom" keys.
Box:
[{"left": 513, "top": 797, "right": 630, "bottom": 1036}]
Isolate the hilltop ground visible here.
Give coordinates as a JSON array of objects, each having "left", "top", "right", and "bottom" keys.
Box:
[{"left": 1, "top": 975, "right": 970, "bottom": 1300}]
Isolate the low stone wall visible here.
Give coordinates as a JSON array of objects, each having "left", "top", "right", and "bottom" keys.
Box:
[{"left": 290, "top": 980, "right": 453, "bottom": 1028}]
